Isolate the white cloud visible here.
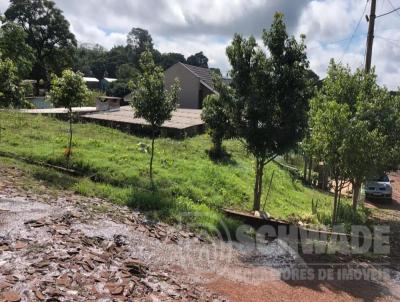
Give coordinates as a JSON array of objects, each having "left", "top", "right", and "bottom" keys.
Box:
[
  {"left": 297, "top": 0, "right": 366, "bottom": 42},
  {"left": 68, "top": 16, "right": 126, "bottom": 48},
  {"left": 298, "top": 0, "right": 400, "bottom": 89},
  {"left": 1, "top": 0, "right": 399, "bottom": 89}
]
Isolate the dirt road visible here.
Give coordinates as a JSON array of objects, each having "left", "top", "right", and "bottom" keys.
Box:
[{"left": 1, "top": 165, "right": 400, "bottom": 301}]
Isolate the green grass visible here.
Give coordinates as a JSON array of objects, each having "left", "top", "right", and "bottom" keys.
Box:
[{"left": 0, "top": 111, "right": 370, "bottom": 232}]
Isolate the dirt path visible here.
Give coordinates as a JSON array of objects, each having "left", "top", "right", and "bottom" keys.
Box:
[
  {"left": 365, "top": 172, "right": 400, "bottom": 268},
  {"left": 1, "top": 165, "right": 400, "bottom": 301}
]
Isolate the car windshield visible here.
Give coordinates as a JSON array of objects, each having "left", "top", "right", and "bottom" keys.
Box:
[{"left": 371, "top": 175, "right": 390, "bottom": 182}]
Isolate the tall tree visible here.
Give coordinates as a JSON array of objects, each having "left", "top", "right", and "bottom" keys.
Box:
[
  {"left": 105, "top": 46, "right": 130, "bottom": 78},
  {"left": 0, "top": 20, "right": 34, "bottom": 78},
  {"left": 48, "top": 70, "right": 90, "bottom": 165},
  {"left": 160, "top": 52, "right": 186, "bottom": 70},
  {"left": 0, "top": 58, "right": 26, "bottom": 108},
  {"left": 201, "top": 75, "right": 235, "bottom": 158},
  {"left": 226, "top": 13, "right": 310, "bottom": 211},
  {"left": 129, "top": 49, "right": 180, "bottom": 183},
  {"left": 307, "top": 61, "right": 400, "bottom": 220},
  {"left": 308, "top": 98, "right": 351, "bottom": 224},
  {"left": 187, "top": 51, "right": 209, "bottom": 68},
  {"left": 73, "top": 44, "right": 107, "bottom": 78},
  {"left": 115, "top": 64, "right": 136, "bottom": 79},
  {"left": 5, "top": 0, "right": 77, "bottom": 88},
  {"left": 299, "top": 69, "right": 320, "bottom": 184},
  {"left": 127, "top": 28, "right": 154, "bottom": 66},
  {"left": 106, "top": 64, "right": 138, "bottom": 97}
]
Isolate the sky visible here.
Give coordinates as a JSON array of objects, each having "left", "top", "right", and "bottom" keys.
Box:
[{"left": 0, "top": 0, "right": 399, "bottom": 89}]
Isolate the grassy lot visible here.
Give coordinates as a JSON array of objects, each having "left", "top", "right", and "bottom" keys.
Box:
[{"left": 0, "top": 111, "right": 370, "bottom": 232}]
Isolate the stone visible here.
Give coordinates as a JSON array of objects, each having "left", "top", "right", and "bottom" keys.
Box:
[
  {"left": 14, "top": 241, "right": 28, "bottom": 250},
  {"left": 124, "top": 259, "right": 147, "bottom": 277},
  {"left": 56, "top": 274, "right": 71, "bottom": 288},
  {"left": 33, "top": 261, "right": 50, "bottom": 269},
  {"left": 33, "top": 289, "right": 45, "bottom": 301},
  {"left": 24, "top": 219, "right": 46, "bottom": 228},
  {"left": 144, "top": 295, "right": 161, "bottom": 302},
  {"left": 110, "top": 286, "right": 124, "bottom": 296},
  {"left": 113, "top": 234, "right": 128, "bottom": 247},
  {"left": 0, "top": 281, "right": 12, "bottom": 290},
  {"left": 2, "top": 291, "right": 21, "bottom": 302},
  {"left": 106, "top": 283, "right": 124, "bottom": 295}
]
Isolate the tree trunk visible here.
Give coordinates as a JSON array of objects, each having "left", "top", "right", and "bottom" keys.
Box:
[
  {"left": 332, "top": 178, "right": 339, "bottom": 226},
  {"left": 253, "top": 158, "right": 265, "bottom": 211},
  {"left": 337, "top": 183, "right": 342, "bottom": 218},
  {"left": 66, "top": 110, "right": 73, "bottom": 167},
  {"left": 303, "top": 156, "right": 308, "bottom": 182},
  {"left": 149, "top": 127, "right": 155, "bottom": 184},
  {"left": 308, "top": 158, "right": 313, "bottom": 184},
  {"left": 258, "top": 163, "right": 264, "bottom": 209},
  {"left": 213, "top": 135, "right": 223, "bottom": 158},
  {"left": 352, "top": 179, "right": 362, "bottom": 213},
  {"left": 253, "top": 160, "right": 260, "bottom": 211}
]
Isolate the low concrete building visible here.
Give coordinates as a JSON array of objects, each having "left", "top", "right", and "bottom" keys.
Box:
[
  {"left": 96, "top": 96, "right": 121, "bottom": 112},
  {"left": 165, "top": 63, "right": 217, "bottom": 109}
]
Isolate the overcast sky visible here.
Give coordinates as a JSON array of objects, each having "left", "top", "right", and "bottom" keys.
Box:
[{"left": 0, "top": 0, "right": 399, "bottom": 89}]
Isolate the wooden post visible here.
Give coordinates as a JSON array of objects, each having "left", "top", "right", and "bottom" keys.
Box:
[{"left": 365, "top": 0, "right": 377, "bottom": 72}]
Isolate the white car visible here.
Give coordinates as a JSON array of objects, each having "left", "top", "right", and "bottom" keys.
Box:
[{"left": 365, "top": 175, "right": 393, "bottom": 200}]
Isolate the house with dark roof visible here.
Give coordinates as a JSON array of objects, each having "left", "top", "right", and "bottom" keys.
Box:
[{"left": 165, "top": 62, "right": 217, "bottom": 109}]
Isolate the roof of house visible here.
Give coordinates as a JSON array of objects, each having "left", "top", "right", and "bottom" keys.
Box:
[
  {"left": 104, "top": 78, "right": 117, "bottom": 83},
  {"left": 180, "top": 63, "right": 216, "bottom": 93},
  {"left": 83, "top": 77, "right": 99, "bottom": 82},
  {"left": 98, "top": 96, "right": 122, "bottom": 100},
  {"left": 22, "top": 79, "right": 37, "bottom": 84}
]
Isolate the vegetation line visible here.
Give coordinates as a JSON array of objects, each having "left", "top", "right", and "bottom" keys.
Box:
[{"left": 0, "top": 150, "right": 80, "bottom": 176}]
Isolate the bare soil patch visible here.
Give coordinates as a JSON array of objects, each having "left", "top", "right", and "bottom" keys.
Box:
[{"left": 1, "top": 165, "right": 400, "bottom": 301}]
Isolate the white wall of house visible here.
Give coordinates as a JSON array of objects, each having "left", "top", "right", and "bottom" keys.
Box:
[{"left": 165, "top": 63, "right": 201, "bottom": 109}]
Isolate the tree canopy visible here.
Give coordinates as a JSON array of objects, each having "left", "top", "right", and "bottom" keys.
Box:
[
  {"left": 307, "top": 60, "right": 400, "bottom": 221},
  {"left": 129, "top": 49, "right": 180, "bottom": 181},
  {"left": 160, "top": 52, "right": 186, "bottom": 70},
  {"left": 73, "top": 44, "right": 107, "bottom": 78},
  {"left": 48, "top": 69, "right": 90, "bottom": 163},
  {"left": 201, "top": 75, "right": 235, "bottom": 158},
  {"left": 0, "top": 21, "right": 34, "bottom": 78},
  {"left": 226, "top": 12, "right": 311, "bottom": 211},
  {"left": 187, "top": 51, "right": 209, "bottom": 68},
  {"left": 0, "top": 58, "right": 26, "bottom": 108},
  {"left": 49, "top": 69, "right": 90, "bottom": 110},
  {"left": 5, "top": 0, "right": 76, "bottom": 83}
]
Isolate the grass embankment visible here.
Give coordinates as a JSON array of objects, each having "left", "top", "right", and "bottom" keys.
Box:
[{"left": 0, "top": 112, "right": 370, "bottom": 232}]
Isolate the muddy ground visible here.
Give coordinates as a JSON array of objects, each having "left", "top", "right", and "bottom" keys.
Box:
[{"left": 1, "top": 165, "right": 400, "bottom": 301}]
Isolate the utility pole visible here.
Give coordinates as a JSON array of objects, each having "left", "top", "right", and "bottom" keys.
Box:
[{"left": 365, "top": 0, "right": 376, "bottom": 72}]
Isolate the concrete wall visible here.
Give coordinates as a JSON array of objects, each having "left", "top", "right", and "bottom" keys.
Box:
[{"left": 165, "top": 63, "right": 200, "bottom": 109}]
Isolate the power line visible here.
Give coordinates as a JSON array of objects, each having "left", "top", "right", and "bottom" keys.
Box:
[
  {"left": 376, "top": 6, "right": 400, "bottom": 18},
  {"left": 307, "top": 33, "right": 367, "bottom": 51},
  {"left": 387, "top": 0, "right": 400, "bottom": 18},
  {"left": 375, "top": 35, "right": 400, "bottom": 47},
  {"left": 375, "top": 35, "right": 400, "bottom": 43},
  {"left": 340, "top": 0, "right": 369, "bottom": 62}
]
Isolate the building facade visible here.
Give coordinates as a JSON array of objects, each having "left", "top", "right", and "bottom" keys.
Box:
[{"left": 164, "top": 63, "right": 216, "bottom": 109}]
